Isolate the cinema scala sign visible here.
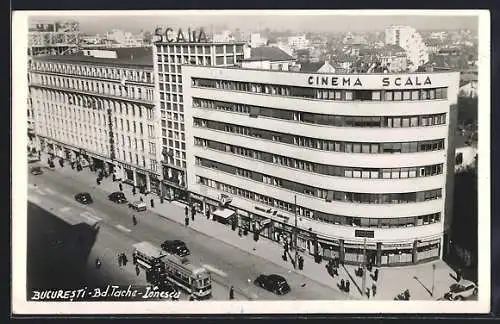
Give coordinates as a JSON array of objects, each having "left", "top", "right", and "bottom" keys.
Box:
[
  {"left": 153, "top": 27, "right": 208, "bottom": 43},
  {"left": 307, "top": 75, "right": 433, "bottom": 88}
]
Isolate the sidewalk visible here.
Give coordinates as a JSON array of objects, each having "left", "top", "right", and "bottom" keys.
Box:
[{"left": 36, "top": 152, "right": 459, "bottom": 300}]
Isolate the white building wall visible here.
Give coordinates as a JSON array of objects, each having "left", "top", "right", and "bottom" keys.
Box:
[{"left": 182, "top": 66, "right": 459, "bottom": 248}]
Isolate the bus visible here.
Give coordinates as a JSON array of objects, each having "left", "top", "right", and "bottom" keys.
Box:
[
  {"left": 132, "top": 241, "right": 212, "bottom": 300},
  {"left": 132, "top": 241, "right": 166, "bottom": 270},
  {"left": 161, "top": 250, "right": 212, "bottom": 300}
]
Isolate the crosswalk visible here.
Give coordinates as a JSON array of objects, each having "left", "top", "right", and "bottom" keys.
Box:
[{"left": 28, "top": 184, "right": 103, "bottom": 226}]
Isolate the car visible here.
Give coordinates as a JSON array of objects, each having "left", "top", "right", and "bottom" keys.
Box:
[
  {"left": 254, "top": 274, "right": 291, "bottom": 295},
  {"left": 444, "top": 279, "right": 478, "bottom": 300},
  {"left": 161, "top": 240, "right": 190, "bottom": 257},
  {"left": 108, "top": 191, "right": 127, "bottom": 204},
  {"left": 75, "top": 192, "right": 93, "bottom": 204},
  {"left": 31, "top": 166, "right": 43, "bottom": 175},
  {"left": 128, "top": 200, "right": 147, "bottom": 212}
]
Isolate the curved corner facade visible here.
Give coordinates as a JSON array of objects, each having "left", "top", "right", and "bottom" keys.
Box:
[{"left": 182, "top": 66, "right": 460, "bottom": 267}]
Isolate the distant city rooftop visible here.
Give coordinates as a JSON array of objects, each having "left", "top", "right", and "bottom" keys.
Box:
[
  {"left": 32, "top": 47, "right": 153, "bottom": 67},
  {"left": 243, "top": 46, "right": 294, "bottom": 62}
]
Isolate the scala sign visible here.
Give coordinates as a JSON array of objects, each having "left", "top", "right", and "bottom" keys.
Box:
[
  {"left": 153, "top": 27, "right": 208, "bottom": 43},
  {"left": 307, "top": 75, "right": 433, "bottom": 88}
]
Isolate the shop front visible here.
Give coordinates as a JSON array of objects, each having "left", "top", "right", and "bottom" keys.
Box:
[
  {"left": 318, "top": 238, "right": 341, "bottom": 260},
  {"left": 124, "top": 168, "right": 134, "bottom": 185},
  {"left": 136, "top": 171, "right": 148, "bottom": 193},
  {"left": 189, "top": 193, "right": 205, "bottom": 213},
  {"left": 415, "top": 239, "right": 441, "bottom": 263},
  {"left": 162, "top": 166, "right": 188, "bottom": 202},
  {"left": 380, "top": 242, "right": 414, "bottom": 266},
  {"left": 150, "top": 174, "right": 161, "bottom": 196},
  {"left": 343, "top": 242, "right": 378, "bottom": 265}
]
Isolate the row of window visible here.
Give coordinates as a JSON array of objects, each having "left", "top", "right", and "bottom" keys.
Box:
[
  {"left": 195, "top": 157, "right": 442, "bottom": 204},
  {"left": 42, "top": 130, "right": 110, "bottom": 156},
  {"left": 314, "top": 211, "right": 441, "bottom": 228},
  {"left": 157, "top": 54, "right": 243, "bottom": 67},
  {"left": 193, "top": 98, "right": 448, "bottom": 128},
  {"left": 193, "top": 119, "right": 446, "bottom": 154},
  {"left": 155, "top": 44, "right": 244, "bottom": 55},
  {"left": 30, "top": 73, "right": 155, "bottom": 103},
  {"left": 194, "top": 138, "right": 445, "bottom": 179},
  {"left": 196, "top": 148, "right": 443, "bottom": 179},
  {"left": 196, "top": 176, "right": 442, "bottom": 228},
  {"left": 32, "top": 89, "right": 154, "bottom": 120},
  {"left": 192, "top": 78, "right": 449, "bottom": 101},
  {"left": 30, "top": 61, "right": 153, "bottom": 84}
]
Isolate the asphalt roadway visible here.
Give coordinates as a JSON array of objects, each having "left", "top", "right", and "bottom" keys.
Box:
[{"left": 27, "top": 165, "right": 346, "bottom": 301}]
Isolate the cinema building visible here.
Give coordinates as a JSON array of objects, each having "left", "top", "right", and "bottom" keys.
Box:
[
  {"left": 28, "top": 48, "right": 164, "bottom": 194},
  {"left": 182, "top": 65, "right": 460, "bottom": 266},
  {"left": 151, "top": 28, "right": 246, "bottom": 201}
]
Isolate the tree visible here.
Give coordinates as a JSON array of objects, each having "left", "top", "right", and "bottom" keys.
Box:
[{"left": 143, "top": 31, "right": 152, "bottom": 44}]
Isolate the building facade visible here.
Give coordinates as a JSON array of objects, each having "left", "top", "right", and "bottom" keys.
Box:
[
  {"left": 151, "top": 32, "right": 246, "bottom": 201},
  {"left": 28, "top": 48, "right": 163, "bottom": 193},
  {"left": 385, "top": 25, "right": 429, "bottom": 71},
  {"left": 182, "top": 66, "right": 460, "bottom": 267}
]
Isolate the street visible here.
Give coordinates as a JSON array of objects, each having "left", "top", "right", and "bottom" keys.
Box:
[{"left": 27, "top": 163, "right": 346, "bottom": 301}]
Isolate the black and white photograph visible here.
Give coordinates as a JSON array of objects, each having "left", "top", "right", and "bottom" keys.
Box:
[{"left": 12, "top": 10, "right": 491, "bottom": 314}]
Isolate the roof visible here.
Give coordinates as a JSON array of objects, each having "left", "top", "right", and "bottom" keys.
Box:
[
  {"left": 33, "top": 47, "right": 153, "bottom": 67},
  {"left": 299, "top": 62, "right": 327, "bottom": 73},
  {"left": 244, "top": 46, "right": 294, "bottom": 62},
  {"left": 132, "top": 241, "right": 165, "bottom": 258}
]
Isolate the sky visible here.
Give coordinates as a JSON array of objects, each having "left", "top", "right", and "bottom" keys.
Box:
[{"left": 29, "top": 12, "right": 479, "bottom": 35}]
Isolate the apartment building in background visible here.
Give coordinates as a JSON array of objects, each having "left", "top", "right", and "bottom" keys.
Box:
[
  {"left": 385, "top": 25, "right": 429, "bottom": 71},
  {"left": 182, "top": 65, "right": 460, "bottom": 267}
]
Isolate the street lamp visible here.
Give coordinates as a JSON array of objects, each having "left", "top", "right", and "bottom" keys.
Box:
[
  {"left": 294, "top": 195, "right": 298, "bottom": 270},
  {"left": 431, "top": 263, "right": 436, "bottom": 297}
]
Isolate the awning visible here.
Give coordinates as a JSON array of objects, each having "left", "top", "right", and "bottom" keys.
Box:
[{"left": 212, "top": 209, "right": 236, "bottom": 219}]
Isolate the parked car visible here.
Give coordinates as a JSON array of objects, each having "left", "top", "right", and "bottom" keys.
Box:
[
  {"left": 128, "top": 200, "right": 147, "bottom": 212},
  {"left": 444, "top": 279, "right": 478, "bottom": 300},
  {"left": 254, "top": 274, "right": 291, "bottom": 295},
  {"left": 75, "top": 192, "right": 93, "bottom": 204},
  {"left": 108, "top": 191, "right": 127, "bottom": 204},
  {"left": 30, "top": 166, "right": 43, "bottom": 175},
  {"left": 161, "top": 240, "right": 190, "bottom": 257}
]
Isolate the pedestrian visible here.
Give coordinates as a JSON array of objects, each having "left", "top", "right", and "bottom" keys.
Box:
[
  {"left": 191, "top": 208, "right": 195, "bottom": 221},
  {"left": 95, "top": 258, "right": 101, "bottom": 269},
  {"left": 206, "top": 209, "right": 210, "bottom": 220},
  {"left": 132, "top": 215, "right": 137, "bottom": 226},
  {"left": 185, "top": 216, "right": 189, "bottom": 226},
  {"left": 140, "top": 196, "right": 144, "bottom": 202},
  {"left": 185, "top": 206, "right": 189, "bottom": 217},
  {"left": 366, "top": 287, "right": 371, "bottom": 299},
  {"left": 282, "top": 250, "right": 288, "bottom": 261},
  {"left": 119, "top": 182, "right": 123, "bottom": 192},
  {"left": 118, "top": 253, "right": 122, "bottom": 267},
  {"left": 345, "top": 280, "right": 350, "bottom": 293},
  {"left": 150, "top": 198, "right": 155, "bottom": 208},
  {"left": 284, "top": 242, "right": 289, "bottom": 253},
  {"left": 456, "top": 268, "right": 463, "bottom": 282},
  {"left": 122, "top": 253, "right": 128, "bottom": 266},
  {"left": 135, "top": 264, "right": 140, "bottom": 276},
  {"left": 340, "top": 279, "right": 345, "bottom": 290},
  {"left": 132, "top": 187, "right": 136, "bottom": 195},
  {"left": 229, "top": 286, "right": 234, "bottom": 300},
  {"left": 372, "top": 283, "right": 377, "bottom": 297},
  {"left": 404, "top": 289, "right": 410, "bottom": 301}
]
